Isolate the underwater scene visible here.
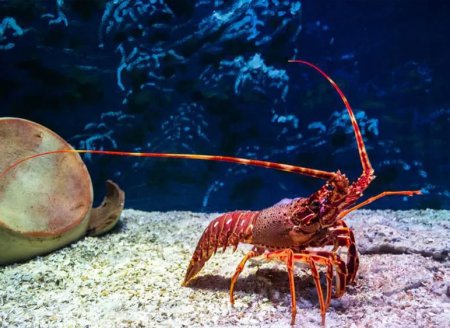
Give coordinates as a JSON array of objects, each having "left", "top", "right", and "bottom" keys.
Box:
[{"left": 0, "top": 1, "right": 449, "bottom": 327}]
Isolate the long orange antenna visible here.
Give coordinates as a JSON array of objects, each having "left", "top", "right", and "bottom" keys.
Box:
[
  {"left": 0, "top": 149, "right": 337, "bottom": 182},
  {"left": 288, "top": 60, "right": 373, "bottom": 175},
  {"left": 2, "top": 61, "right": 372, "bottom": 183}
]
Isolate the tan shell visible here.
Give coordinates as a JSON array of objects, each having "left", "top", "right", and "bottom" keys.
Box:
[{"left": 0, "top": 117, "right": 94, "bottom": 264}]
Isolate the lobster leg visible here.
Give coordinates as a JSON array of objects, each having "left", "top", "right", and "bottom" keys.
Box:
[
  {"left": 296, "top": 250, "right": 347, "bottom": 326},
  {"left": 286, "top": 250, "right": 297, "bottom": 326},
  {"left": 263, "top": 249, "right": 345, "bottom": 325},
  {"left": 300, "top": 250, "right": 347, "bottom": 298},
  {"left": 307, "top": 222, "right": 359, "bottom": 286},
  {"left": 231, "top": 249, "right": 323, "bottom": 324},
  {"left": 336, "top": 222, "right": 359, "bottom": 285},
  {"left": 229, "top": 247, "right": 265, "bottom": 304},
  {"left": 264, "top": 249, "right": 297, "bottom": 325},
  {"left": 305, "top": 255, "right": 327, "bottom": 325},
  {"left": 337, "top": 235, "right": 359, "bottom": 284},
  {"left": 328, "top": 221, "right": 359, "bottom": 284},
  {"left": 338, "top": 190, "right": 421, "bottom": 219},
  {"left": 324, "top": 257, "right": 333, "bottom": 310}
]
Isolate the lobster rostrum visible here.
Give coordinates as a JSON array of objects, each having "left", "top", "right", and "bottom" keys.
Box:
[{"left": 1, "top": 61, "right": 421, "bottom": 325}]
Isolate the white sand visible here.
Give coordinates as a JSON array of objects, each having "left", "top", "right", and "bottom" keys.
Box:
[{"left": 0, "top": 209, "right": 449, "bottom": 327}]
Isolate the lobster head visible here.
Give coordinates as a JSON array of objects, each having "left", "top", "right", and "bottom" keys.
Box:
[
  {"left": 288, "top": 172, "right": 350, "bottom": 238},
  {"left": 252, "top": 173, "right": 350, "bottom": 249}
]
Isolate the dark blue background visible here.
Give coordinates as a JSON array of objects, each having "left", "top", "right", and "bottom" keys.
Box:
[{"left": 1, "top": 1, "right": 449, "bottom": 211}]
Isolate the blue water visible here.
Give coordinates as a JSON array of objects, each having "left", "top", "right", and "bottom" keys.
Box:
[{"left": 0, "top": 1, "right": 448, "bottom": 211}]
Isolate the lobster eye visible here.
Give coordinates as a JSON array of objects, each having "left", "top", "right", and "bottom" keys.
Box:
[
  {"left": 326, "top": 184, "right": 334, "bottom": 191},
  {"left": 312, "top": 200, "right": 320, "bottom": 207}
]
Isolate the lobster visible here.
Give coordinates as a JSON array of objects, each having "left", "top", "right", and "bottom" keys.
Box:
[
  {"left": 1, "top": 60, "right": 421, "bottom": 325},
  {"left": 181, "top": 60, "right": 421, "bottom": 325}
]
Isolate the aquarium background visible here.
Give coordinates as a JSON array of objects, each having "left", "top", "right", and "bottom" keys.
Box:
[{"left": 0, "top": 0, "right": 448, "bottom": 211}]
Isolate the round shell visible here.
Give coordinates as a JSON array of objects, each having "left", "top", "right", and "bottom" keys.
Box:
[{"left": 0, "top": 117, "right": 93, "bottom": 264}]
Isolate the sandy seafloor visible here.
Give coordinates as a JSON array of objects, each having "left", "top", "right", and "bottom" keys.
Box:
[{"left": 0, "top": 209, "right": 449, "bottom": 328}]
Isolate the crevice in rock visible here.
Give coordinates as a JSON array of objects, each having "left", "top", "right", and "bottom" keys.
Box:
[
  {"left": 361, "top": 244, "right": 449, "bottom": 261},
  {"left": 383, "top": 281, "right": 424, "bottom": 296}
]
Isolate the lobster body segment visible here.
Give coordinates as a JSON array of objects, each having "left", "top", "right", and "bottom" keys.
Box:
[
  {"left": 183, "top": 200, "right": 298, "bottom": 284},
  {"left": 184, "top": 210, "right": 258, "bottom": 283}
]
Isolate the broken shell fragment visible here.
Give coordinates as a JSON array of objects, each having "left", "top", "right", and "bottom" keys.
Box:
[{"left": 88, "top": 180, "right": 125, "bottom": 237}]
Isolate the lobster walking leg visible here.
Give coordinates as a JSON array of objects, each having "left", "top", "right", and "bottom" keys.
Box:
[
  {"left": 311, "top": 251, "right": 347, "bottom": 298},
  {"left": 338, "top": 235, "right": 359, "bottom": 284},
  {"left": 305, "top": 256, "right": 327, "bottom": 325},
  {"left": 328, "top": 221, "right": 359, "bottom": 284},
  {"left": 294, "top": 250, "right": 348, "bottom": 326},
  {"left": 300, "top": 250, "right": 348, "bottom": 298},
  {"left": 286, "top": 249, "right": 297, "bottom": 326},
  {"left": 265, "top": 249, "right": 297, "bottom": 325},
  {"left": 229, "top": 247, "right": 265, "bottom": 304},
  {"left": 324, "top": 258, "right": 333, "bottom": 310},
  {"left": 306, "top": 221, "right": 358, "bottom": 286},
  {"left": 229, "top": 248, "right": 338, "bottom": 325},
  {"left": 263, "top": 249, "right": 346, "bottom": 325}
]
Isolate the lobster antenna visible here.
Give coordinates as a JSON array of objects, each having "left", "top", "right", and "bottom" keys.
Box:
[
  {"left": 0, "top": 149, "right": 337, "bottom": 182},
  {"left": 288, "top": 60, "right": 374, "bottom": 175},
  {"left": 2, "top": 61, "right": 368, "bottom": 182}
]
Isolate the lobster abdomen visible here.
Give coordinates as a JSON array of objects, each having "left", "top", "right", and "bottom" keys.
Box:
[{"left": 183, "top": 210, "right": 258, "bottom": 285}]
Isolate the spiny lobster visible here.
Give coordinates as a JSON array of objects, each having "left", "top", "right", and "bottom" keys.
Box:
[{"left": 1, "top": 60, "right": 420, "bottom": 325}]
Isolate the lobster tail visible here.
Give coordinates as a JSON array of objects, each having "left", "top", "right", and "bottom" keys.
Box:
[{"left": 183, "top": 210, "right": 257, "bottom": 285}]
